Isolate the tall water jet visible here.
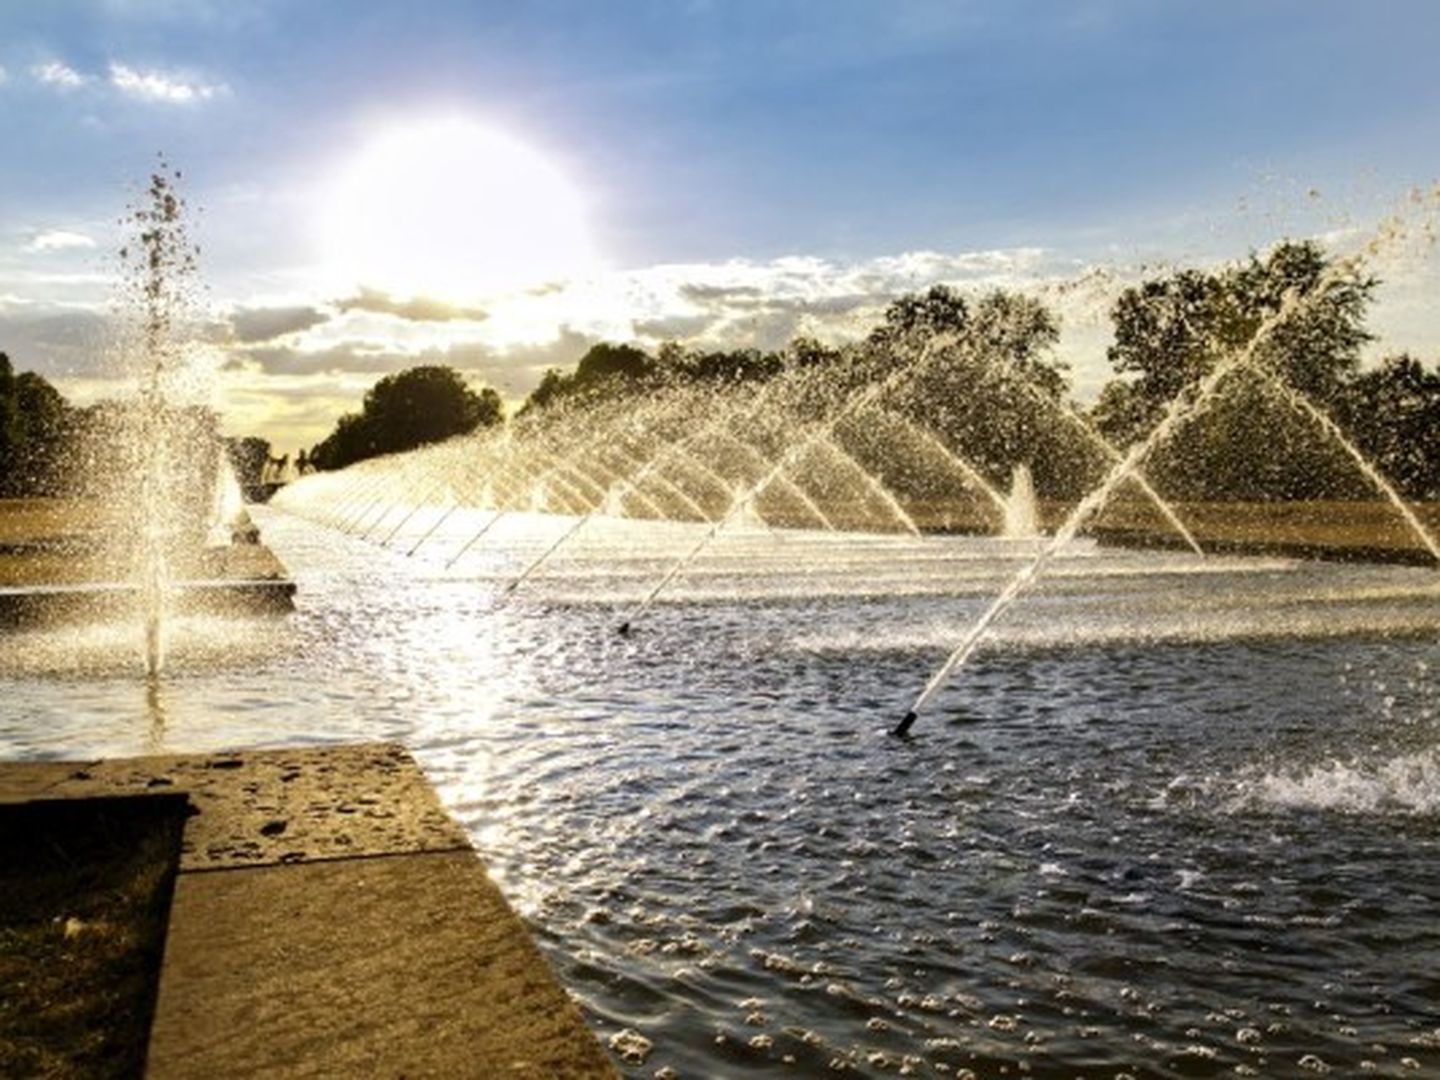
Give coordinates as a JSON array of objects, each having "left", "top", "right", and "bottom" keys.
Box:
[
  {"left": 110, "top": 162, "right": 213, "bottom": 676},
  {"left": 121, "top": 165, "right": 202, "bottom": 677},
  {"left": 1002, "top": 463, "right": 1039, "bottom": 539}
]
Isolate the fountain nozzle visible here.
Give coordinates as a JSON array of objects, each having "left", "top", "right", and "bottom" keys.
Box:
[
  {"left": 616, "top": 620, "right": 632, "bottom": 636},
  {"left": 892, "top": 710, "right": 918, "bottom": 738}
]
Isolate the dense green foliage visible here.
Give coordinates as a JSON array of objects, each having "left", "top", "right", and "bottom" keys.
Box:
[
  {"left": 1092, "top": 240, "right": 1409, "bottom": 501},
  {"left": 509, "top": 252, "right": 1440, "bottom": 505},
  {"left": 310, "top": 365, "right": 504, "bottom": 470},
  {"left": 7, "top": 237, "right": 1440, "bottom": 507},
  {"left": 225, "top": 435, "right": 273, "bottom": 499},
  {"left": 1338, "top": 355, "right": 1440, "bottom": 500},
  {"left": 0, "top": 353, "right": 74, "bottom": 496}
]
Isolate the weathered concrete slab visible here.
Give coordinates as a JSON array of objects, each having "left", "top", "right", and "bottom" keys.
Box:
[
  {"left": 3, "top": 744, "right": 470, "bottom": 871},
  {"left": 0, "top": 744, "right": 617, "bottom": 1077},
  {"left": 0, "top": 757, "right": 91, "bottom": 801},
  {"left": 148, "top": 852, "right": 615, "bottom": 1078},
  {"left": 0, "top": 498, "right": 296, "bottom": 623}
]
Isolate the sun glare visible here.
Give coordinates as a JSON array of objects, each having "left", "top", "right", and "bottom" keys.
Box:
[{"left": 318, "top": 117, "right": 600, "bottom": 301}]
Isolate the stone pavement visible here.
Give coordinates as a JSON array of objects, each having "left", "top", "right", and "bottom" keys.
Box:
[{"left": 0, "top": 743, "right": 617, "bottom": 1078}]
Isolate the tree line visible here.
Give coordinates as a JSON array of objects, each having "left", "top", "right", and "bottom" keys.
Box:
[
  {"left": 5, "top": 239, "right": 1439, "bottom": 504},
  {"left": 490, "top": 240, "right": 1440, "bottom": 503}
]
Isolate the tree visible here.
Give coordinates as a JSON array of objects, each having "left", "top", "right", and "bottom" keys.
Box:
[
  {"left": 0, "top": 353, "right": 74, "bottom": 496},
  {"left": 901, "top": 290, "right": 1082, "bottom": 496},
  {"left": 574, "top": 342, "right": 653, "bottom": 382},
  {"left": 310, "top": 365, "right": 504, "bottom": 470},
  {"left": 868, "top": 284, "right": 971, "bottom": 345},
  {"left": 1098, "top": 240, "right": 1374, "bottom": 448},
  {"left": 225, "top": 435, "right": 273, "bottom": 499},
  {"left": 520, "top": 343, "right": 660, "bottom": 414},
  {"left": 1338, "top": 355, "right": 1440, "bottom": 500},
  {"left": 1093, "top": 241, "right": 1378, "bottom": 501}
]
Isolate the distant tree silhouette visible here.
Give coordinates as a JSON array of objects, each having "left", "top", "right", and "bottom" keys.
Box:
[
  {"left": 868, "top": 284, "right": 971, "bottom": 345},
  {"left": 874, "top": 289, "right": 1083, "bottom": 497},
  {"left": 1096, "top": 241, "right": 1373, "bottom": 446},
  {"left": 521, "top": 343, "right": 658, "bottom": 414},
  {"left": 1337, "top": 354, "right": 1440, "bottom": 500},
  {"left": 1093, "top": 241, "right": 1378, "bottom": 500},
  {"left": 0, "top": 352, "right": 74, "bottom": 496},
  {"left": 225, "top": 435, "right": 273, "bottom": 499},
  {"left": 310, "top": 365, "right": 503, "bottom": 470}
]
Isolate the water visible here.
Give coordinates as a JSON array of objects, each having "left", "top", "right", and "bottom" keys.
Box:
[
  {"left": 4, "top": 507, "right": 1439, "bottom": 1077},
  {"left": 1003, "top": 464, "right": 1039, "bottom": 539}
]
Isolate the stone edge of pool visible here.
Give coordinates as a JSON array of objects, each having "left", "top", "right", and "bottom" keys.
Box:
[{"left": 0, "top": 742, "right": 618, "bottom": 1078}]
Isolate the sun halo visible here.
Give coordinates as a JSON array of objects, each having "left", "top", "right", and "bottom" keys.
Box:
[{"left": 318, "top": 117, "right": 600, "bottom": 304}]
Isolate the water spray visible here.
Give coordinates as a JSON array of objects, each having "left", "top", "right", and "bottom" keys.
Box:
[
  {"left": 892, "top": 253, "right": 1380, "bottom": 736},
  {"left": 613, "top": 331, "right": 962, "bottom": 633}
]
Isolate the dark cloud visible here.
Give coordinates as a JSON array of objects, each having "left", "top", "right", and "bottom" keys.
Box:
[
  {"left": 427, "top": 328, "right": 602, "bottom": 396},
  {"left": 0, "top": 303, "right": 112, "bottom": 377},
  {"left": 631, "top": 313, "right": 716, "bottom": 341},
  {"left": 227, "top": 303, "right": 329, "bottom": 343},
  {"left": 336, "top": 287, "right": 488, "bottom": 323},
  {"left": 231, "top": 325, "right": 600, "bottom": 396},
  {"left": 632, "top": 287, "right": 881, "bottom": 347},
  {"left": 678, "top": 283, "right": 766, "bottom": 304},
  {"left": 234, "top": 342, "right": 405, "bottom": 377}
]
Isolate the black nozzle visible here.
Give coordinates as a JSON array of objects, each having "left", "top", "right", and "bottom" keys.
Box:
[
  {"left": 892, "top": 710, "right": 918, "bottom": 738},
  {"left": 616, "top": 620, "right": 632, "bottom": 636}
]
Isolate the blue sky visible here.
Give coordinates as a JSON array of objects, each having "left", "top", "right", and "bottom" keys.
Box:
[{"left": 3, "top": 0, "right": 1439, "bottom": 447}]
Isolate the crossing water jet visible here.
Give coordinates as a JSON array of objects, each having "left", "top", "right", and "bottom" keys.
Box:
[
  {"left": 613, "top": 332, "right": 963, "bottom": 633},
  {"left": 891, "top": 230, "right": 1431, "bottom": 736}
]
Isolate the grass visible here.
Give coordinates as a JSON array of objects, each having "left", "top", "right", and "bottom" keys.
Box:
[
  {"left": 0, "top": 796, "right": 187, "bottom": 1078},
  {"left": 1090, "top": 498, "right": 1440, "bottom": 563}
]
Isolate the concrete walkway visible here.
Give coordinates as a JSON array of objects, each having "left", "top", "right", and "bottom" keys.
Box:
[{"left": 0, "top": 743, "right": 616, "bottom": 1078}]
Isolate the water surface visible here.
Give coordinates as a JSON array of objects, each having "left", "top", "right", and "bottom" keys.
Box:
[{"left": 3, "top": 507, "right": 1439, "bottom": 1077}]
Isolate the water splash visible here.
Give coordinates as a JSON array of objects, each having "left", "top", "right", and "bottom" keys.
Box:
[
  {"left": 119, "top": 163, "right": 203, "bottom": 677},
  {"left": 1002, "top": 464, "right": 1039, "bottom": 539},
  {"left": 1231, "top": 749, "right": 1440, "bottom": 814},
  {"left": 1264, "top": 373, "right": 1440, "bottom": 563},
  {"left": 897, "top": 252, "right": 1376, "bottom": 734}
]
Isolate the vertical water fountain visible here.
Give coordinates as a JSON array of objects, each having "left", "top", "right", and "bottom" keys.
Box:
[
  {"left": 1001, "top": 463, "right": 1039, "bottom": 539},
  {"left": 96, "top": 161, "right": 295, "bottom": 675},
  {"left": 122, "top": 165, "right": 198, "bottom": 677}
]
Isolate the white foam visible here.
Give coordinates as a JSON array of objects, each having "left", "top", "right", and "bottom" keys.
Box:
[{"left": 1232, "top": 748, "right": 1440, "bottom": 814}]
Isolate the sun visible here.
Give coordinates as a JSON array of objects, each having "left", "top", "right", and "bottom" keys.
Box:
[{"left": 318, "top": 116, "right": 600, "bottom": 301}]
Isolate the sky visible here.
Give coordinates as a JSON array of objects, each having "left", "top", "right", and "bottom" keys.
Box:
[{"left": 3, "top": 0, "right": 1440, "bottom": 450}]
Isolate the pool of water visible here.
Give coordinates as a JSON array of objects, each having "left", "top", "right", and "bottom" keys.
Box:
[{"left": 3, "top": 506, "right": 1440, "bottom": 1077}]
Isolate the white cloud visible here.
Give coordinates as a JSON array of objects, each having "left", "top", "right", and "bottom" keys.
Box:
[
  {"left": 0, "top": 65, "right": 9, "bottom": 85},
  {"left": 26, "top": 230, "right": 97, "bottom": 253},
  {"left": 32, "top": 61, "right": 89, "bottom": 89},
  {"left": 108, "top": 62, "right": 226, "bottom": 104}
]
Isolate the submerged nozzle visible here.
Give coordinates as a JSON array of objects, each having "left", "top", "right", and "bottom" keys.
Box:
[
  {"left": 616, "top": 620, "right": 632, "bottom": 636},
  {"left": 892, "top": 710, "right": 918, "bottom": 738}
]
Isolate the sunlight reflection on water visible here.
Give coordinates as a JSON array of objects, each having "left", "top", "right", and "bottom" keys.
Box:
[{"left": 3, "top": 507, "right": 1440, "bottom": 1076}]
